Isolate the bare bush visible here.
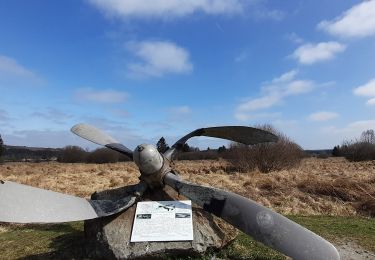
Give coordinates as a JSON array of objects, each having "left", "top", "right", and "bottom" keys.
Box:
[
  {"left": 176, "top": 150, "right": 219, "bottom": 161},
  {"left": 335, "top": 129, "right": 375, "bottom": 162},
  {"left": 57, "top": 146, "right": 88, "bottom": 163},
  {"left": 86, "top": 148, "right": 120, "bottom": 164},
  {"left": 341, "top": 142, "right": 375, "bottom": 162},
  {"left": 225, "top": 125, "right": 305, "bottom": 173}
]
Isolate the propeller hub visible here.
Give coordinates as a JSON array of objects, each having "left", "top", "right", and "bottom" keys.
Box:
[{"left": 133, "top": 144, "right": 163, "bottom": 175}]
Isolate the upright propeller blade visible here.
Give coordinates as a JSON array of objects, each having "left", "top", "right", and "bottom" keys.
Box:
[
  {"left": 164, "top": 126, "right": 278, "bottom": 160},
  {"left": 0, "top": 181, "right": 146, "bottom": 223},
  {"left": 71, "top": 123, "right": 133, "bottom": 159},
  {"left": 164, "top": 172, "right": 339, "bottom": 260}
]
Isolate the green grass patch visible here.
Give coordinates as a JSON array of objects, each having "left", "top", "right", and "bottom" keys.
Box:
[
  {"left": 0, "top": 216, "right": 374, "bottom": 259},
  {"left": 289, "top": 215, "right": 375, "bottom": 252},
  {"left": 0, "top": 222, "right": 85, "bottom": 259}
]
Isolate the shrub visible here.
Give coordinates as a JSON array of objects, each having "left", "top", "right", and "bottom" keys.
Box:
[
  {"left": 57, "top": 146, "right": 88, "bottom": 163},
  {"left": 335, "top": 129, "right": 375, "bottom": 162},
  {"left": 86, "top": 148, "right": 120, "bottom": 164},
  {"left": 176, "top": 150, "right": 219, "bottom": 161},
  {"left": 225, "top": 125, "right": 305, "bottom": 173},
  {"left": 340, "top": 141, "right": 375, "bottom": 162}
]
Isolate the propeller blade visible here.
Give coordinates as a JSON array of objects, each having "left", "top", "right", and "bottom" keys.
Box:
[
  {"left": 164, "top": 173, "right": 339, "bottom": 260},
  {"left": 164, "top": 126, "right": 278, "bottom": 160},
  {"left": 0, "top": 181, "right": 146, "bottom": 223},
  {"left": 71, "top": 123, "right": 133, "bottom": 159}
]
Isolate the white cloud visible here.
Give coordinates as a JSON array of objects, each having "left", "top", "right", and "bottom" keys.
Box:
[
  {"left": 75, "top": 88, "right": 128, "bottom": 103},
  {"left": 285, "top": 32, "right": 304, "bottom": 44},
  {"left": 285, "top": 80, "right": 314, "bottom": 95},
  {"left": 234, "top": 112, "right": 281, "bottom": 122},
  {"left": 271, "top": 69, "right": 298, "bottom": 83},
  {"left": 318, "top": 1, "right": 375, "bottom": 38},
  {"left": 237, "top": 95, "right": 280, "bottom": 113},
  {"left": 31, "top": 108, "right": 72, "bottom": 124},
  {"left": 353, "top": 79, "right": 375, "bottom": 97},
  {"left": 0, "top": 55, "right": 41, "bottom": 84},
  {"left": 308, "top": 111, "right": 339, "bottom": 122},
  {"left": 127, "top": 41, "right": 193, "bottom": 78},
  {"left": 353, "top": 78, "right": 375, "bottom": 105},
  {"left": 254, "top": 9, "right": 285, "bottom": 21},
  {"left": 292, "top": 42, "right": 346, "bottom": 65},
  {"left": 4, "top": 127, "right": 150, "bottom": 150},
  {"left": 88, "top": 0, "right": 243, "bottom": 19},
  {"left": 367, "top": 98, "right": 375, "bottom": 106},
  {"left": 322, "top": 120, "right": 375, "bottom": 140},
  {"left": 235, "top": 71, "right": 315, "bottom": 121}
]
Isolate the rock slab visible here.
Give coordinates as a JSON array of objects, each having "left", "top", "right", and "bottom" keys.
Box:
[{"left": 84, "top": 186, "right": 236, "bottom": 259}]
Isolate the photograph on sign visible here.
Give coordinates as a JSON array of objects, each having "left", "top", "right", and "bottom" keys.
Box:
[{"left": 130, "top": 200, "right": 193, "bottom": 242}]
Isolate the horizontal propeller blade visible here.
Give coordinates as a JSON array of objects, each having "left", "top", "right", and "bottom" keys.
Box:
[
  {"left": 71, "top": 123, "right": 133, "bottom": 159},
  {"left": 0, "top": 181, "right": 146, "bottom": 223},
  {"left": 164, "top": 173, "right": 339, "bottom": 260},
  {"left": 164, "top": 126, "right": 278, "bottom": 160}
]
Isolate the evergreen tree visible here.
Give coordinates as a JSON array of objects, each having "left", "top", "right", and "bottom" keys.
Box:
[
  {"left": 182, "top": 143, "right": 190, "bottom": 152},
  {"left": 218, "top": 145, "right": 227, "bottom": 153},
  {"left": 156, "top": 137, "right": 169, "bottom": 153},
  {"left": 0, "top": 134, "right": 3, "bottom": 157},
  {"left": 332, "top": 146, "right": 340, "bottom": 157}
]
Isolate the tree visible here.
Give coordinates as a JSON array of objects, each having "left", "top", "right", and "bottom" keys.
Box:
[
  {"left": 57, "top": 146, "right": 88, "bottom": 163},
  {"left": 0, "top": 134, "right": 3, "bottom": 159},
  {"left": 156, "top": 137, "right": 169, "bottom": 153},
  {"left": 182, "top": 143, "right": 190, "bottom": 152},
  {"left": 332, "top": 145, "right": 340, "bottom": 157},
  {"left": 218, "top": 145, "right": 227, "bottom": 153},
  {"left": 361, "top": 129, "right": 375, "bottom": 144}
]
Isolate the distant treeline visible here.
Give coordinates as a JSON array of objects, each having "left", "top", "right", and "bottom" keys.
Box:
[
  {"left": 0, "top": 125, "right": 327, "bottom": 173},
  {"left": 1, "top": 141, "right": 340, "bottom": 167},
  {"left": 3, "top": 145, "right": 62, "bottom": 162},
  {"left": 332, "top": 129, "right": 375, "bottom": 161}
]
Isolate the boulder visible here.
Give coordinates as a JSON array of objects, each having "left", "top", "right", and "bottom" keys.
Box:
[{"left": 84, "top": 185, "right": 237, "bottom": 259}]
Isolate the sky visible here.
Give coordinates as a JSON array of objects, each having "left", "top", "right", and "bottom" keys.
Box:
[{"left": 1, "top": 0, "right": 375, "bottom": 150}]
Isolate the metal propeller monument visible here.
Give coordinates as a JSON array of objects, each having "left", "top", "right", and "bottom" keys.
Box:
[{"left": 0, "top": 123, "right": 340, "bottom": 260}]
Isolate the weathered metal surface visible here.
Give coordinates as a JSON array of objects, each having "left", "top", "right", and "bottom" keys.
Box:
[
  {"left": 90, "top": 181, "right": 147, "bottom": 217},
  {"left": 71, "top": 123, "right": 133, "bottom": 158},
  {"left": 0, "top": 181, "right": 147, "bottom": 223},
  {"left": 164, "top": 172, "right": 340, "bottom": 260},
  {"left": 0, "top": 181, "right": 98, "bottom": 223},
  {"left": 164, "top": 126, "right": 278, "bottom": 160},
  {"left": 133, "top": 144, "right": 163, "bottom": 175}
]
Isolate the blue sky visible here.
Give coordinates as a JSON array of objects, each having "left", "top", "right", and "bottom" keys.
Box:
[{"left": 1, "top": 0, "right": 375, "bottom": 150}]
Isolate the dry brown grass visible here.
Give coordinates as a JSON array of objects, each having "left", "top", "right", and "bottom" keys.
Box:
[{"left": 1, "top": 157, "right": 374, "bottom": 217}]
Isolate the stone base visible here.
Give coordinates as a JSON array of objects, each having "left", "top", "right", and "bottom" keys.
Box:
[{"left": 84, "top": 186, "right": 237, "bottom": 259}]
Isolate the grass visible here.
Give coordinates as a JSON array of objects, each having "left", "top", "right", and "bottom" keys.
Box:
[
  {"left": 0, "top": 216, "right": 374, "bottom": 259},
  {"left": 0, "top": 222, "right": 85, "bottom": 259},
  {"left": 289, "top": 215, "right": 375, "bottom": 252}
]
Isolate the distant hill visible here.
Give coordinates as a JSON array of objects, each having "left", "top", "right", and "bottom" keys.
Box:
[
  {"left": 3, "top": 145, "right": 62, "bottom": 162},
  {"left": 304, "top": 149, "right": 332, "bottom": 156}
]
